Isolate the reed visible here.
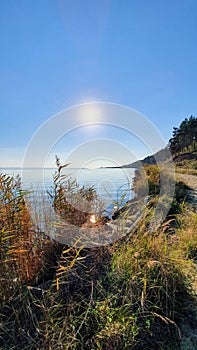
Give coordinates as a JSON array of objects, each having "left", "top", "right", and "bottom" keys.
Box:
[{"left": 0, "top": 163, "right": 197, "bottom": 349}]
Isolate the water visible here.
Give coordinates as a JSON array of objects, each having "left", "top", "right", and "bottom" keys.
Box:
[{"left": 1, "top": 167, "right": 136, "bottom": 215}]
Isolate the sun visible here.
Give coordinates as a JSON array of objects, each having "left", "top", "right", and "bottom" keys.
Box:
[{"left": 78, "top": 103, "right": 104, "bottom": 124}]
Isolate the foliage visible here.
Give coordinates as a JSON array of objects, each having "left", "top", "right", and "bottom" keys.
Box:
[
  {"left": 0, "top": 172, "right": 59, "bottom": 301},
  {"left": 49, "top": 156, "right": 103, "bottom": 226},
  {"left": 132, "top": 165, "right": 161, "bottom": 197},
  {"left": 1, "top": 199, "right": 196, "bottom": 349},
  {"left": 174, "top": 151, "right": 197, "bottom": 175},
  {"left": 169, "top": 116, "right": 197, "bottom": 155},
  {"left": 0, "top": 143, "right": 197, "bottom": 349},
  {"left": 132, "top": 164, "right": 189, "bottom": 217}
]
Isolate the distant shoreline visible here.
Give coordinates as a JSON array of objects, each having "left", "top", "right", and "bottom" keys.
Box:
[{"left": 1, "top": 167, "right": 56, "bottom": 170}]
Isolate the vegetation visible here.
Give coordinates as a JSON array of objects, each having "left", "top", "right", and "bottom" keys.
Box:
[
  {"left": 48, "top": 156, "right": 103, "bottom": 227},
  {"left": 169, "top": 116, "right": 197, "bottom": 155},
  {"left": 132, "top": 164, "right": 190, "bottom": 216},
  {"left": 0, "top": 172, "right": 63, "bottom": 299},
  {"left": 1, "top": 168, "right": 197, "bottom": 349},
  {"left": 122, "top": 116, "right": 197, "bottom": 170},
  {"left": 0, "top": 118, "right": 197, "bottom": 349},
  {"left": 173, "top": 150, "right": 197, "bottom": 175}
]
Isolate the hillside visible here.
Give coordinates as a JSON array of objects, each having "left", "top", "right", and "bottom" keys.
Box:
[
  {"left": 122, "top": 148, "right": 197, "bottom": 176},
  {"left": 121, "top": 147, "right": 171, "bottom": 168},
  {"left": 122, "top": 116, "right": 197, "bottom": 170}
]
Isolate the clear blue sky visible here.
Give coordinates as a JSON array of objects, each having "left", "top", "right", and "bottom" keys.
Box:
[{"left": 0, "top": 0, "right": 197, "bottom": 167}]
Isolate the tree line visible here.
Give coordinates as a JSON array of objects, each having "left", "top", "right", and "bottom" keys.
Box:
[{"left": 169, "top": 115, "right": 197, "bottom": 154}]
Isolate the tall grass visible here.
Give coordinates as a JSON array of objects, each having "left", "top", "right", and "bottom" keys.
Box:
[
  {"left": 0, "top": 172, "right": 60, "bottom": 300},
  {"left": 48, "top": 156, "right": 104, "bottom": 227},
  {"left": 0, "top": 164, "right": 197, "bottom": 349}
]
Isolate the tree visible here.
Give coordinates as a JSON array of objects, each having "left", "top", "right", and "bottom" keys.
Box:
[{"left": 169, "top": 116, "right": 197, "bottom": 155}]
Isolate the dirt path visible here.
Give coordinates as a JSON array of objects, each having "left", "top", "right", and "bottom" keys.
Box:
[
  {"left": 176, "top": 173, "right": 197, "bottom": 208},
  {"left": 176, "top": 173, "right": 197, "bottom": 191},
  {"left": 176, "top": 174, "right": 197, "bottom": 348}
]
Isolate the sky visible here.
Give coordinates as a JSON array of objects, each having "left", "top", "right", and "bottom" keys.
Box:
[{"left": 0, "top": 0, "right": 197, "bottom": 168}]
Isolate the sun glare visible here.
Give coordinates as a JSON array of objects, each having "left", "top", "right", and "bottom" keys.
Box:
[
  {"left": 78, "top": 103, "right": 103, "bottom": 123},
  {"left": 90, "top": 214, "right": 96, "bottom": 224}
]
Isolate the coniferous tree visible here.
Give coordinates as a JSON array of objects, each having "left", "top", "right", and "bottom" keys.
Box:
[{"left": 169, "top": 116, "right": 197, "bottom": 155}]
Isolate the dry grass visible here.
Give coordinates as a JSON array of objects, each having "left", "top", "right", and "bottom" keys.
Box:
[
  {"left": 0, "top": 172, "right": 61, "bottom": 300},
  {"left": 0, "top": 164, "right": 197, "bottom": 349}
]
